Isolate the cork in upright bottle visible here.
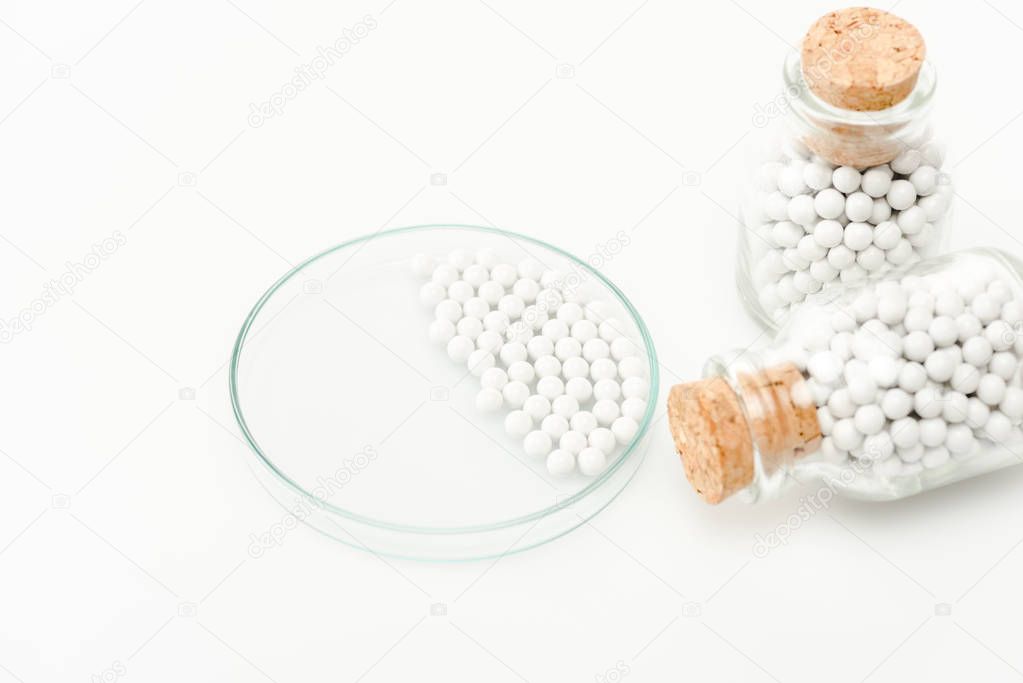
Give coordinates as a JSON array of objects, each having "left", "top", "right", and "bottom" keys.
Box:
[{"left": 799, "top": 7, "right": 926, "bottom": 167}]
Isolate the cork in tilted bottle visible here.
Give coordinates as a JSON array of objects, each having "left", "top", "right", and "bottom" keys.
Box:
[
  {"left": 666, "top": 363, "right": 822, "bottom": 504},
  {"left": 798, "top": 7, "right": 926, "bottom": 167}
]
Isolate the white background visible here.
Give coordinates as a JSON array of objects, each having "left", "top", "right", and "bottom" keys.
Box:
[{"left": 3, "top": 1, "right": 1023, "bottom": 681}]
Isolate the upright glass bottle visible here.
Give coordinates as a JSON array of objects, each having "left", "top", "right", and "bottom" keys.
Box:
[
  {"left": 738, "top": 8, "right": 953, "bottom": 329},
  {"left": 670, "top": 249, "right": 1023, "bottom": 504}
]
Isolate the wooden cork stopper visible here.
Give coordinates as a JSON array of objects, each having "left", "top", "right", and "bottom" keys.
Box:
[
  {"left": 802, "top": 7, "right": 925, "bottom": 112},
  {"left": 667, "top": 363, "right": 822, "bottom": 504}
]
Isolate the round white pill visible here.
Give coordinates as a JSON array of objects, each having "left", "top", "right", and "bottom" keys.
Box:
[
  {"left": 620, "top": 397, "right": 646, "bottom": 421},
  {"left": 483, "top": 310, "right": 509, "bottom": 334},
  {"left": 562, "top": 357, "right": 589, "bottom": 379},
  {"left": 447, "top": 248, "right": 474, "bottom": 270},
  {"left": 999, "top": 387, "right": 1023, "bottom": 420},
  {"left": 571, "top": 410, "right": 597, "bottom": 435},
  {"left": 589, "top": 427, "right": 616, "bottom": 455},
  {"left": 890, "top": 417, "right": 920, "bottom": 449},
  {"left": 504, "top": 410, "right": 532, "bottom": 437},
  {"left": 541, "top": 414, "right": 570, "bottom": 440},
  {"left": 552, "top": 394, "right": 580, "bottom": 419},
  {"left": 420, "top": 281, "right": 447, "bottom": 307},
  {"left": 566, "top": 377, "right": 593, "bottom": 402},
  {"left": 611, "top": 416, "right": 639, "bottom": 444},
  {"left": 989, "top": 351, "right": 1017, "bottom": 380},
  {"left": 513, "top": 278, "right": 540, "bottom": 303},
  {"left": 462, "top": 265, "right": 489, "bottom": 288},
  {"left": 480, "top": 367, "right": 508, "bottom": 390},
  {"left": 475, "top": 388, "right": 503, "bottom": 413},
  {"left": 843, "top": 222, "right": 874, "bottom": 251},
  {"left": 411, "top": 253, "right": 438, "bottom": 278},
  {"left": 621, "top": 376, "right": 649, "bottom": 400},
  {"left": 881, "top": 388, "right": 913, "bottom": 420},
  {"left": 435, "top": 299, "right": 462, "bottom": 323},
  {"left": 571, "top": 319, "right": 599, "bottom": 343},
  {"left": 583, "top": 338, "right": 611, "bottom": 362},
  {"left": 890, "top": 149, "right": 922, "bottom": 175},
  {"left": 886, "top": 180, "right": 917, "bottom": 210},
  {"left": 832, "top": 166, "right": 862, "bottom": 193},
  {"left": 863, "top": 431, "right": 895, "bottom": 460},
  {"left": 808, "top": 351, "right": 843, "bottom": 385},
  {"left": 593, "top": 379, "right": 621, "bottom": 402},
  {"left": 854, "top": 404, "right": 886, "bottom": 435},
  {"left": 832, "top": 419, "right": 863, "bottom": 451},
  {"left": 812, "top": 220, "right": 843, "bottom": 249},
  {"left": 788, "top": 194, "right": 818, "bottom": 225},
  {"left": 490, "top": 263, "right": 517, "bottom": 287},
  {"left": 985, "top": 320, "right": 1015, "bottom": 352},
  {"left": 610, "top": 337, "right": 639, "bottom": 361},
  {"left": 447, "top": 335, "right": 474, "bottom": 362},
  {"left": 554, "top": 337, "right": 582, "bottom": 361},
  {"left": 592, "top": 400, "right": 620, "bottom": 426},
  {"left": 945, "top": 424, "right": 975, "bottom": 455},
  {"left": 924, "top": 350, "right": 955, "bottom": 383},
  {"left": 919, "top": 418, "right": 947, "bottom": 448},
  {"left": 986, "top": 411, "right": 1013, "bottom": 441},
  {"left": 429, "top": 318, "right": 456, "bottom": 344},
  {"left": 447, "top": 280, "right": 474, "bottom": 304},
  {"left": 814, "top": 189, "right": 846, "bottom": 219},
  {"left": 869, "top": 356, "right": 899, "bottom": 388},
  {"left": 476, "top": 330, "right": 503, "bottom": 354},
  {"left": 619, "top": 356, "right": 645, "bottom": 379},
  {"left": 502, "top": 381, "right": 530, "bottom": 408},
  {"left": 432, "top": 263, "right": 460, "bottom": 287},
  {"left": 914, "top": 385, "right": 943, "bottom": 418},
  {"left": 474, "top": 248, "right": 499, "bottom": 269},
  {"left": 557, "top": 302, "right": 584, "bottom": 325},
  {"left": 537, "top": 375, "right": 565, "bottom": 400},
  {"left": 803, "top": 162, "right": 833, "bottom": 191},
  {"left": 498, "top": 294, "right": 525, "bottom": 319},
  {"left": 559, "top": 430, "right": 587, "bottom": 454},
  {"left": 910, "top": 165, "right": 939, "bottom": 195},
  {"left": 778, "top": 163, "right": 809, "bottom": 197},
  {"left": 457, "top": 316, "right": 483, "bottom": 339},
  {"left": 507, "top": 360, "right": 535, "bottom": 384},
  {"left": 845, "top": 192, "right": 873, "bottom": 222},
  {"left": 861, "top": 167, "right": 892, "bottom": 198},
  {"left": 467, "top": 349, "right": 495, "bottom": 376},
  {"left": 942, "top": 391, "right": 970, "bottom": 423},
  {"left": 518, "top": 258, "right": 544, "bottom": 281},
  {"left": 578, "top": 447, "right": 607, "bottom": 476},
  {"left": 546, "top": 449, "right": 575, "bottom": 476},
  {"left": 523, "top": 430, "right": 552, "bottom": 458},
  {"left": 590, "top": 358, "right": 618, "bottom": 382},
  {"left": 523, "top": 394, "right": 552, "bottom": 420},
  {"left": 828, "top": 389, "right": 856, "bottom": 418},
  {"left": 527, "top": 335, "right": 554, "bottom": 360},
  {"left": 534, "top": 355, "right": 562, "bottom": 378},
  {"left": 963, "top": 337, "right": 993, "bottom": 367},
  {"left": 977, "top": 374, "right": 1007, "bottom": 406},
  {"left": 902, "top": 331, "right": 935, "bottom": 362}
]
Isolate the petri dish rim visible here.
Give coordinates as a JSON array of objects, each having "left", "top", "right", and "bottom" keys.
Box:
[{"left": 229, "top": 223, "right": 660, "bottom": 536}]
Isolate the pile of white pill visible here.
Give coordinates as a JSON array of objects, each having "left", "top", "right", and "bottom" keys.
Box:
[
  {"left": 747, "top": 138, "right": 952, "bottom": 322},
  {"left": 770, "top": 262, "right": 1023, "bottom": 479},
  {"left": 412, "top": 249, "right": 650, "bottom": 478}
]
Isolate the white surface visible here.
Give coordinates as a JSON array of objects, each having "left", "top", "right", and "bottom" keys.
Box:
[{"left": 3, "top": 1, "right": 1023, "bottom": 681}]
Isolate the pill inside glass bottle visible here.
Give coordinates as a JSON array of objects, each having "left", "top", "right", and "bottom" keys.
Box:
[
  {"left": 737, "top": 7, "right": 953, "bottom": 329},
  {"left": 669, "top": 249, "right": 1023, "bottom": 504}
]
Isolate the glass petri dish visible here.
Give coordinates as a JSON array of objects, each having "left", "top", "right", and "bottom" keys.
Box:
[{"left": 230, "top": 224, "right": 658, "bottom": 561}]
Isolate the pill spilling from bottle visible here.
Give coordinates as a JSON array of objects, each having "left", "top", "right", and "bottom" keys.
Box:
[
  {"left": 668, "top": 250, "right": 1023, "bottom": 504},
  {"left": 412, "top": 249, "right": 650, "bottom": 478}
]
